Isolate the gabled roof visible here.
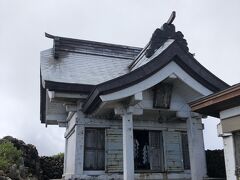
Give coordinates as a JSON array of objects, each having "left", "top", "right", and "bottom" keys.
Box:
[
  {"left": 40, "top": 20, "right": 229, "bottom": 123},
  {"left": 41, "top": 35, "right": 142, "bottom": 86},
  {"left": 189, "top": 83, "right": 240, "bottom": 118},
  {"left": 82, "top": 39, "right": 229, "bottom": 114},
  {"left": 40, "top": 35, "right": 141, "bottom": 123},
  {"left": 82, "top": 23, "right": 229, "bottom": 114}
]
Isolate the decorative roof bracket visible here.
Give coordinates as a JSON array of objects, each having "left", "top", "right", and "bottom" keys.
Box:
[{"left": 145, "top": 11, "right": 189, "bottom": 58}]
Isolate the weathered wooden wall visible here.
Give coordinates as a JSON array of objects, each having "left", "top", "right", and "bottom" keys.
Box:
[{"left": 106, "top": 128, "right": 123, "bottom": 172}]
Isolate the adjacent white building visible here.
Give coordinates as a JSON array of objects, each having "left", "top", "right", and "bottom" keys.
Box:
[
  {"left": 40, "top": 15, "right": 229, "bottom": 180},
  {"left": 190, "top": 84, "right": 240, "bottom": 180}
]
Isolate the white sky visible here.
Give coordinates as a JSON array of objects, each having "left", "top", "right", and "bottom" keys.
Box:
[{"left": 0, "top": 0, "right": 239, "bottom": 156}]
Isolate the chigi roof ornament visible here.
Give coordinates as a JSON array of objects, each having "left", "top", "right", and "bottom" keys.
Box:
[{"left": 145, "top": 11, "right": 189, "bottom": 58}]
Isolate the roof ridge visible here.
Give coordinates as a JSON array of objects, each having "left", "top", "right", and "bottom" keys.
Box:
[
  {"left": 45, "top": 33, "right": 142, "bottom": 49},
  {"left": 45, "top": 33, "right": 142, "bottom": 59}
]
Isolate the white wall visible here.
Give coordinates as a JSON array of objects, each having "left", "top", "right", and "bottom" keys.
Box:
[
  {"left": 64, "top": 113, "right": 77, "bottom": 176},
  {"left": 219, "top": 106, "right": 240, "bottom": 180},
  {"left": 223, "top": 134, "right": 237, "bottom": 180}
]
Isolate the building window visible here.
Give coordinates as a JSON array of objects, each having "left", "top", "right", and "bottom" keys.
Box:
[
  {"left": 84, "top": 128, "right": 105, "bottom": 170},
  {"left": 181, "top": 132, "right": 190, "bottom": 170},
  {"left": 134, "top": 130, "right": 190, "bottom": 172},
  {"left": 153, "top": 83, "right": 173, "bottom": 109},
  {"left": 134, "top": 130, "right": 164, "bottom": 171}
]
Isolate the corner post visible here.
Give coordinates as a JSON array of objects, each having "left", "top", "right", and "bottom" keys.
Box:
[
  {"left": 187, "top": 112, "right": 207, "bottom": 180},
  {"left": 63, "top": 138, "right": 67, "bottom": 175},
  {"left": 122, "top": 108, "right": 134, "bottom": 180},
  {"left": 218, "top": 122, "right": 237, "bottom": 180},
  {"left": 222, "top": 133, "right": 237, "bottom": 180},
  {"left": 74, "top": 111, "right": 85, "bottom": 176},
  {"left": 115, "top": 106, "right": 141, "bottom": 180}
]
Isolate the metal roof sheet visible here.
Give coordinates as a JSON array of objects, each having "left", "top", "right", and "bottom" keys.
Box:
[{"left": 41, "top": 48, "right": 136, "bottom": 86}]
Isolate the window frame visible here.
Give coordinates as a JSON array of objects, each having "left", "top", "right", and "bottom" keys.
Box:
[
  {"left": 153, "top": 83, "right": 173, "bottom": 109},
  {"left": 84, "top": 128, "right": 105, "bottom": 171},
  {"left": 133, "top": 129, "right": 190, "bottom": 173},
  {"left": 134, "top": 130, "right": 164, "bottom": 173}
]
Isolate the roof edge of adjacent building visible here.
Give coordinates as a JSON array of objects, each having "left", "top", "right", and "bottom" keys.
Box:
[{"left": 189, "top": 83, "right": 240, "bottom": 118}]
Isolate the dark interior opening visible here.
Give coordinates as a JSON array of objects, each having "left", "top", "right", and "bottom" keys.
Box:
[{"left": 134, "top": 130, "right": 150, "bottom": 170}]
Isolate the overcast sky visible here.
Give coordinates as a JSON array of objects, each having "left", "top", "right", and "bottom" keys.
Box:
[{"left": 0, "top": 0, "right": 239, "bottom": 156}]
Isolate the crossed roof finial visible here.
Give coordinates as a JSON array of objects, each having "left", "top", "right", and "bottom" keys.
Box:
[{"left": 166, "top": 11, "right": 176, "bottom": 25}]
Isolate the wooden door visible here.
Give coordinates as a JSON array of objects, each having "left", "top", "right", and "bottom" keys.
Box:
[
  {"left": 149, "top": 131, "right": 164, "bottom": 171},
  {"left": 163, "top": 131, "right": 184, "bottom": 171},
  {"left": 84, "top": 128, "right": 105, "bottom": 170}
]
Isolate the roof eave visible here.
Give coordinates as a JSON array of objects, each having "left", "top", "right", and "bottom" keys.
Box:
[
  {"left": 190, "top": 84, "right": 240, "bottom": 118},
  {"left": 40, "top": 79, "right": 95, "bottom": 123},
  {"left": 83, "top": 41, "right": 229, "bottom": 114},
  {"left": 44, "top": 80, "right": 95, "bottom": 94}
]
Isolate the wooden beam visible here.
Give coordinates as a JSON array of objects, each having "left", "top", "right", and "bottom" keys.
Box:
[
  {"left": 47, "top": 90, "right": 88, "bottom": 100},
  {"left": 114, "top": 106, "right": 143, "bottom": 116},
  {"left": 65, "top": 104, "right": 77, "bottom": 112},
  {"left": 46, "top": 114, "right": 67, "bottom": 121},
  {"left": 58, "top": 122, "right": 67, "bottom": 127},
  {"left": 55, "top": 92, "right": 88, "bottom": 99},
  {"left": 129, "top": 92, "right": 143, "bottom": 106},
  {"left": 45, "top": 119, "right": 58, "bottom": 125}
]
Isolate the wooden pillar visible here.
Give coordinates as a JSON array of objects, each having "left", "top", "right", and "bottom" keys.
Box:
[
  {"left": 63, "top": 138, "right": 67, "bottom": 175},
  {"left": 74, "top": 125, "right": 84, "bottom": 175},
  {"left": 74, "top": 111, "right": 85, "bottom": 175},
  {"left": 122, "top": 110, "right": 134, "bottom": 180},
  {"left": 114, "top": 94, "right": 143, "bottom": 180},
  {"left": 187, "top": 113, "right": 207, "bottom": 180},
  {"left": 222, "top": 134, "right": 237, "bottom": 180}
]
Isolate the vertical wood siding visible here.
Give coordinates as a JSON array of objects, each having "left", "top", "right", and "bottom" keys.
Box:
[
  {"left": 163, "top": 131, "right": 184, "bottom": 171},
  {"left": 106, "top": 128, "right": 123, "bottom": 172},
  {"left": 149, "top": 131, "right": 164, "bottom": 171}
]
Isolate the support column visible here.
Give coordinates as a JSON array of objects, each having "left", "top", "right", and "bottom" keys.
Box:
[
  {"left": 74, "top": 125, "right": 85, "bottom": 175},
  {"left": 74, "top": 112, "right": 85, "bottom": 176},
  {"left": 187, "top": 113, "right": 207, "bottom": 180},
  {"left": 122, "top": 110, "right": 134, "bottom": 180},
  {"left": 63, "top": 112, "right": 79, "bottom": 179},
  {"left": 63, "top": 138, "right": 67, "bottom": 175},
  {"left": 64, "top": 110, "right": 85, "bottom": 178},
  {"left": 222, "top": 134, "right": 237, "bottom": 180}
]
